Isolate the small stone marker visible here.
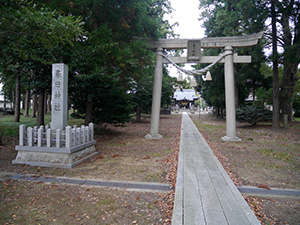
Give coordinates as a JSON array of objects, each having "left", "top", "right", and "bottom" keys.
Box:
[{"left": 51, "top": 63, "right": 68, "bottom": 130}]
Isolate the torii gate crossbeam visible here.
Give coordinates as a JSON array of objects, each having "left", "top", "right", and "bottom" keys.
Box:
[{"left": 144, "top": 32, "right": 263, "bottom": 141}]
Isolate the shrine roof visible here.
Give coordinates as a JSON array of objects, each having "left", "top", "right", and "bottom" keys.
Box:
[{"left": 173, "top": 89, "right": 199, "bottom": 101}]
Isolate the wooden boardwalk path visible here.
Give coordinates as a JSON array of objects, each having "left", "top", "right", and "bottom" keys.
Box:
[{"left": 172, "top": 112, "right": 260, "bottom": 225}]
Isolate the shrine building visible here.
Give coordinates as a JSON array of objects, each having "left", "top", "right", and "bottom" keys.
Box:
[{"left": 173, "top": 89, "right": 199, "bottom": 108}]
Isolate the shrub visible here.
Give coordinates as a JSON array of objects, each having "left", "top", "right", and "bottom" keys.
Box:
[
  {"left": 293, "top": 94, "right": 300, "bottom": 117},
  {"left": 236, "top": 105, "right": 272, "bottom": 125}
]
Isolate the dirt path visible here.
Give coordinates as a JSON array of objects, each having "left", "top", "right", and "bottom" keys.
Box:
[
  {"left": 0, "top": 115, "right": 181, "bottom": 183},
  {"left": 0, "top": 115, "right": 181, "bottom": 224}
]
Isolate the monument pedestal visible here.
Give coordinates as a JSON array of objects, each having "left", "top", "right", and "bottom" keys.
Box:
[
  {"left": 13, "top": 124, "right": 97, "bottom": 168},
  {"left": 13, "top": 142, "right": 96, "bottom": 169}
]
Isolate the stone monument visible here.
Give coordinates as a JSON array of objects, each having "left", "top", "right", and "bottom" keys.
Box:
[
  {"left": 51, "top": 63, "right": 68, "bottom": 130},
  {"left": 13, "top": 63, "right": 97, "bottom": 168}
]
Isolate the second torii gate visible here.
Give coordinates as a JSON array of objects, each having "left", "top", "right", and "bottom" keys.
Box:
[{"left": 145, "top": 32, "right": 263, "bottom": 141}]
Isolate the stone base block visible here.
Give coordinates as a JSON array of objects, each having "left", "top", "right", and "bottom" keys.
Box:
[
  {"left": 12, "top": 144, "right": 97, "bottom": 169},
  {"left": 144, "top": 133, "right": 163, "bottom": 139},
  {"left": 221, "top": 136, "right": 242, "bottom": 142}
]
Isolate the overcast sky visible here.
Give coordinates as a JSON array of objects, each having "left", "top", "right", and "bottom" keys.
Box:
[
  {"left": 166, "top": 0, "right": 204, "bottom": 39},
  {"left": 165, "top": 0, "right": 205, "bottom": 77}
]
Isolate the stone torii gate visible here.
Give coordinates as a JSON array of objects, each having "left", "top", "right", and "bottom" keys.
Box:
[{"left": 145, "top": 32, "right": 263, "bottom": 141}]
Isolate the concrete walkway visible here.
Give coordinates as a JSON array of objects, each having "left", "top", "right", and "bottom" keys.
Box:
[{"left": 172, "top": 112, "right": 260, "bottom": 225}]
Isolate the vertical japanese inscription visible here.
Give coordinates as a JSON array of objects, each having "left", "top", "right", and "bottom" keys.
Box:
[
  {"left": 187, "top": 40, "right": 201, "bottom": 61},
  {"left": 53, "top": 68, "right": 62, "bottom": 112},
  {"left": 51, "top": 64, "right": 68, "bottom": 130}
]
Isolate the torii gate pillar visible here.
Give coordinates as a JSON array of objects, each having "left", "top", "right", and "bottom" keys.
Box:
[
  {"left": 145, "top": 48, "right": 163, "bottom": 139},
  {"left": 222, "top": 46, "right": 241, "bottom": 141}
]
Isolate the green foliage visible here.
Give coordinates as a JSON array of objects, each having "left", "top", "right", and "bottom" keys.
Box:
[
  {"left": 64, "top": 0, "right": 174, "bottom": 124},
  {"left": 69, "top": 71, "right": 132, "bottom": 125},
  {"left": 0, "top": 113, "right": 84, "bottom": 136},
  {"left": 161, "top": 69, "right": 177, "bottom": 109},
  {"left": 293, "top": 94, "right": 300, "bottom": 117},
  {"left": 130, "top": 71, "right": 154, "bottom": 115},
  {"left": 175, "top": 78, "right": 192, "bottom": 90},
  {"left": 0, "top": 0, "right": 84, "bottom": 125},
  {"left": 236, "top": 105, "right": 272, "bottom": 126},
  {"left": 194, "top": 49, "right": 225, "bottom": 109},
  {"left": 255, "top": 87, "right": 273, "bottom": 107},
  {"left": 1, "top": 0, "right": 175, "bottom": 126},
  {"left": 197, "top": 0, "right": 267, "bottom": 112},
  {"left": 0, "top": 0, "right": 84, "bottom": 65},
  {"left": 130, "top": 67, "right": 176, "bottom": 115},
  {"left": 199, "top": 0, "right": 267, "bottom": 37}
]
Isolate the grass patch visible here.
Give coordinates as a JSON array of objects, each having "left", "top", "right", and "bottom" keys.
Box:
[
  {"left": 255, "top": 162, "right": 282, "bottom": 169},
  {"left": 112, "top": 142, "right": 126, "bottom": 147},
  {"left": 193, "top": 120, "right": 224, "bottom": 130},
  {"left": 256, "top": 149, "right": 295, "bottom": 161},
  {"left": 100, "top": 197, "right": 116, "bottom": 205},
  {"left": 0, "top": 113, "right": 85, "bottom": 137},
  {"left": 151, "top": 152, "right": 162, "bottom": 157}
]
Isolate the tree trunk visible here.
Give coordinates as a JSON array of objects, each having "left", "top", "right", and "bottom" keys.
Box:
[
  {"left": 3, "top": 95, "right": 6, "bottom": 108},
  {"left": 136, "top": 105, "right": 141, "bottom": 122},
  {"left": 84, "top": 101, "right": 93, "bottom": 126},
  {"left": 21, "top": 94, "right": 25, "bottom": 110},
  {"left": 252, "top": 82, "right": 256, "bottom": 102},
  {"left": 220, "top": 106, "right": 224, "bottom": 119},
  {"left": 12, "top": 90, "right": 15, "bottom": 111},
  {"left": 47, "top": 94, "right": 51, "bottom": 113},
  {"left": 234, "top": 84, "right": 239, "bottom": 108},
  {"left": 14, "top": 75, "right": 21, "bottom": 122},
  {"left": 44, "top": 92, "right": 47, "bottom": 115},
  {"left": 68, "top": 99, "right": 70, "bottom": 119},
  {"left": 271, "top": 0, "right": 280, "bottom": 130},
  {"left": 37, "top": 92, "right": 45, "bottom": 126},
  {"left": 280, "top": 64, "right": 298, "bottom": 121},
  {"left": 279, "top": 11, "right": 299, "bottom": 122},
  {"left": 24, "top": 90, "right": 30, "bottom": 117},
  {"left": 216, "top": 106, "right": 220, "bottom": 116},
  {"left": 31, "top": 94, "right": 37, "bottom": 118}
]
